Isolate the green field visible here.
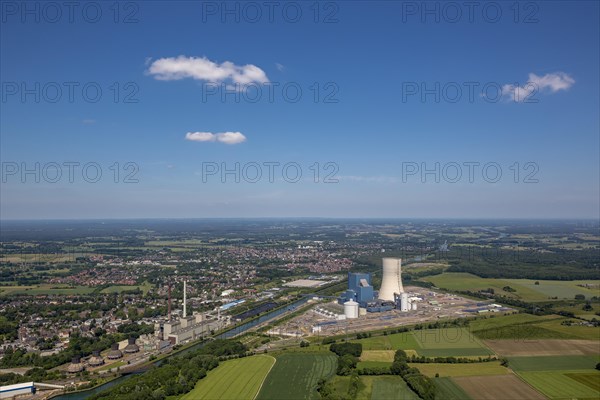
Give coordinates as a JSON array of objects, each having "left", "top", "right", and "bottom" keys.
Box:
[
  {"left": 565, "top": 372, "right": 600, "bottom": 392},
  {"left": 412, "top": 328, "right": 493, "bottom": 357},
  {"left": 519, "top": 371, "right": 600, "bottom": 399},
  {"left": 410, "top": 361, "right": 510, "bottom": 377},
  {"left": 507, "top": 356, "right": 600, "bottom": 372},
  {"left": 354, "top": 331, "right": 420, "bottom": 351},
  {"left": 0, "top": 284, "right": 95, "bottom": 296},
  {"left": 181, "top": 355, "right": 275, "bottom": 400},
  {"left": 423, "top": 272, "right": 600, "bottom": 301},
  {"left": 257, "top": 353, "right": 337, "bottom": 400},
  {"left": 357, "top": 361, "right": 391, "bottom": 370},
  {"left": 100, "top": 281, "right": 153, "bottom": 294},
  {"left": 432, "top": 377, "right": 472, "bottom": 400},
  {"left": 354, "top": 328, "right": 493, "bottom": 357},
  {"left": 469, "top": 313, "right": 600, "bottom": 341},
  {"left": 370, "top": 376, "right": 420, "bottom": 400}
]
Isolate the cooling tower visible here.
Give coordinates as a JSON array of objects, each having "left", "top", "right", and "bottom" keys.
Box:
[{"left": 378, "top": 258, "right": 404, "bottom": 301}]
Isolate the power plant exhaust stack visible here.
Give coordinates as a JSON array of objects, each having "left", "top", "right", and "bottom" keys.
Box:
[
  {"left": 378, "top": 258, "right": 404, "bottom": 301},
  {"left": 168, "top": 283, "right": 172, "bottom": 321},
  {"left": 183, "top": 280, "right": 187, "bottom": 318}
]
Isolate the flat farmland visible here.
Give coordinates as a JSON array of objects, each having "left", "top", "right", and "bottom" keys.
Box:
[
  {"left": 410, "top": 361, "right": 509, "bottom": 378},
  {"left": 433, "top": 377, "right": 472, "bottom": 400},
  {"left": 423, "top": 273, "right": 600, "bottom": 301},
  {"left": 181, "top": 355, "right": 275, "bottom": 400},
  {"left": 412, "top": 328, "right": 494, "bottom": 357},
  {"left": 519, "top": 371, "right": 600, "bottom": 399},
  {"left": 564, "top": 372, "right": 600, "bottom": 392},
  {"left": 453, "top": 375, "right": 546, "bottom": 400},
  {"left": 354, "top": 331, "right": 420, "bottom": 351},
  {"left": 484, "top": 339, "right": 600, "bottom": 357},
  {"left": 370, "top": 376, "right": 420, "bottom": 400},
  {"left": 360, "top": 350, "right": 395, "bottom": 362},
  {"left": 507, "top": 355, "right": 600, "bottom": 372},
  {"left": 256, "top": 352, "right": 336, "bottom": 400}
]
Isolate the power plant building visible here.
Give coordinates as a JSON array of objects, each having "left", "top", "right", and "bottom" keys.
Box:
[{"left": 339, "top": 272, "right": 375, "bottom": 306}]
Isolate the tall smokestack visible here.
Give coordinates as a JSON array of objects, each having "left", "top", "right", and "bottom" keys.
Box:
[
  {"left": 183, "top": 280, "right": 187, "bottom": 318},
  {"left": 168, "top": 283, "right": 172, "bottom": 321}
]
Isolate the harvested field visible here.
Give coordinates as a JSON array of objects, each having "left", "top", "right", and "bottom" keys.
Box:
[
  {"left": 360, "top": 350, "right": 395, "bottom": 363},
  {"left": 454, "top": 375, "right": 546, "bottom": 400},
  {"left": 484, "top": 339, "right": 600, "bottom": 356}
]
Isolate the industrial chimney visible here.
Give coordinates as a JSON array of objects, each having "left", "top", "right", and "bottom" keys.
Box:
[{"left": 378, "top": 258, "right": 404, "bottom": 301}]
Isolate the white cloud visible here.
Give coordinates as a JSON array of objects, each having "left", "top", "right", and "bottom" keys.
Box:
[
  {"left": 502, "top": 72, "right": 575, "bottom": 103},
  {"left": 185, "top": 131, "right": 247, "bottom": 145},
  {"left": 147, "top": 56, "right": 268, "bottom": 85},
  {"left": 276, "top": 63, "right": 284, "bottom": 71}
]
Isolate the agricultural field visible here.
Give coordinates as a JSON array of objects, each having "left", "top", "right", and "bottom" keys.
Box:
[
  {"left": 432, "top": 377, "right": 472, "bottom": 400},
  {"left": 507, "top": 355, "right": 600, "bottom": 372},
  {"left": 423, "top": 272, "right": 600, "bottom": 301},
  {"left": 564, "top": 372, "right": 600, "bottom": 392},
  {"left": 355, "top": 331, "right": 420, "bottom": 351},
  {"left": 410, "top": 361, "right": 510, "bottom": 377},
  {"left": 412, "top": 328, "right": 494, "bottom": 357},
  {"left": 257, "top": 352, "right": 336, "bottom": 400},
  {"left": 453, "top": 375, "right": 546, "bottom": 400},
  {"left": 354, "top": 328, "right": 493, "bottom": 357},
  {"left": 360, "top": 350, "right": 395, "bottom": 362},
  {"left": 519, "top": 371, "right": 600, "bottom": 399},
  {"left": 470, "top": 314, "right": 600, "bottom": 341},
  {"left": 370, "top": 376, "right": 420, "bottom": 400},
  {"left": 181, "top": 355, "right": 275, "bottom": 400},
  {"left": 484, "top": 339, "right": 599, "bottom": 357}
]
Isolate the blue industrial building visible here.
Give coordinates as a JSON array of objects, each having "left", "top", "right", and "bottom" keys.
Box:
[{"left": 339, "top": 272, "right": 375, "bottom": 306}]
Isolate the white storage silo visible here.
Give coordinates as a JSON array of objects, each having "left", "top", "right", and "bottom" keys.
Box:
[
  {"left": 344, "top": 300, "right": 359, "bottom": 319},
  {"left": 400, "top": 292, "right": 409, "bottom": 312},
  {"left": 378, "top": 258, "right": 404, "bottom": 301},
  {"left": 411, "top": 302, "right": 417, "bottom": 311}
]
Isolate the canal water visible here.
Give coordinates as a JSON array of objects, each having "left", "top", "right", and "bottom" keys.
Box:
[{"left": 52, "top": 296, "right": 311, "bottom": 399}]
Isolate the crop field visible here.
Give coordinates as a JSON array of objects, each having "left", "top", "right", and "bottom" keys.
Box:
[
  {"left": 370, "top": 376, "right": 420, "bottom": 400},
  {"left": 423, "top": 272, "right": 600, "bottom": 301},
  {"left": 484, "top": 339, "right": 599, "bottom": 356},
  {"left": 534, "top": 318, "right": 600, "bottom": 341},
  {"left": 469, "top": 314, "right": 599, "bottom": 340},
  {"left": 257, "top": 352, "right": 336, "bottom": 400},
  {"left": 412, "top": 328, "right": 494, "bottom": 357},
  {"left": 507, "top": 355, "right": 600, "bottom": 372},
  {"left": 564, "top": 372, "right": 600, "bottom": 392},
  {"left": 181, "top": 355, "right": 275, "bottom": 400},
  {"left": 433, "top": 377, "right": 472, "bottom": 400},
  {"left": 519, "top": 371, "right": 600, "bottom": 399},
  {"left": 410, "top": 361, "right": 510, "bottom": 377},
  {"left": 454, "top": 375, "right": 546, "bottom": 400},
  {"left": 355, "top": 331, "right": 420, "bottom": 350},
  {"left": 357, "top": 361, "right": 391, "bottom": 370},
  {"left": 360, "top": 350, "right": 395, "bottom": 362}
]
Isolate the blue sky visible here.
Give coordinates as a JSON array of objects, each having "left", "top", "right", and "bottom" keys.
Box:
[{"left": 1, "top": 0, "right": 598, "bottom": 219}]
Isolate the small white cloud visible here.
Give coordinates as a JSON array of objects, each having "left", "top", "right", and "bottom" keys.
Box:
[
  {"left": 147, "top": 56, "right": 268, "bottom": 85},
  {"left": 185, "top": 131, "right": 246, "bottom": 145},
  {"left": 502, "top": 72, "right": 575, "bottom": 103},
  {"left": 276, "top": 63, "right": 284, "bottom": 72}
]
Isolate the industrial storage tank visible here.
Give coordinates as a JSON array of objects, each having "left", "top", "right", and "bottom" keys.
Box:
[
  {"left": 401, "top": 292, "right": 409, "bottom": 312},
  {"left": 344, "top": 300, "right": 359, "bottom": 319},
  {"left": 378, "top": 258, "right": 404, "bottom": 301},
  {"left": 411, "top": 302, "right": 417, "bottom": 311}
]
